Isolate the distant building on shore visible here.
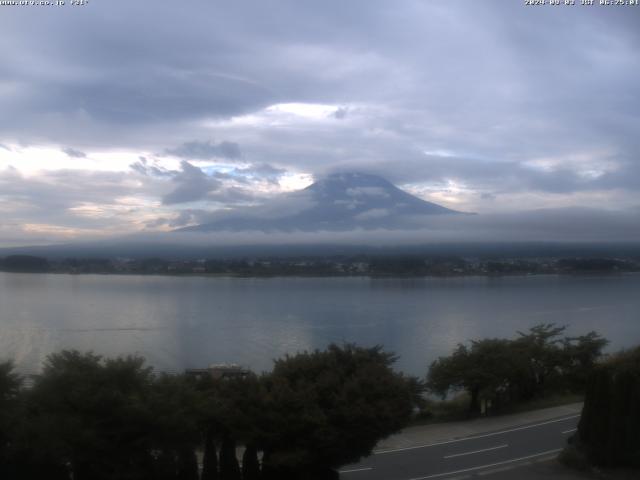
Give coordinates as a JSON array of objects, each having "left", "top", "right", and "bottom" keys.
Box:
[{"left": 185, "top": 363, "right": 251, "bottom": 381}]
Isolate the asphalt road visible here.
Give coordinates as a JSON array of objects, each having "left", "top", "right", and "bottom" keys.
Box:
[{"left": 339, "top": 414, "right": 580, "bottom": 480}]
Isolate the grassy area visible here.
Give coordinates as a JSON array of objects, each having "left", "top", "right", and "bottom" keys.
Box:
[
  {"left": 501, "top": 392, "right": 584, "bottom": 415},
  {"left": 410, "top": 392, "right": 584, "bottom": 427},
  {"left": 410, "top": 392, "right": 471, "bottom": 426}
]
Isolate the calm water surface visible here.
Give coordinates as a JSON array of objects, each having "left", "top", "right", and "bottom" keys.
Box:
[{"left": 1, "top": 272, "right": 639, "bottom": 376}]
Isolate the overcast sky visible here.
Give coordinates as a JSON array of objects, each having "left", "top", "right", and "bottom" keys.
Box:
[{"left": 1, "top": 1, "right": 638, "bottom": 246}]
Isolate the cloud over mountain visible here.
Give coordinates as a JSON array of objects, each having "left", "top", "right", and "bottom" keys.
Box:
[{"left": 180, "top": 172, "right": 462, "bottom": 232}]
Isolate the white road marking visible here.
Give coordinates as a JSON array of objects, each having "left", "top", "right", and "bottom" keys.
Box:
[
  {"left": 443, "top": 444, "right": 508, "bottom": 459},
  {"left": 339, "top": 467, "right": 373, "bottom": 474},
  {"left": 407, "top": 448, "right": 563, "bottom": 480},
  {"left": 375, "top": 415, "right": 580, "bottom": 454},
  {"left": 477, "top": 465, "right": 515, "bottom": 476},
  {"left": 533, "top": 455, "right": 559, "bottom": 463},
  {"left": 562, "top": 428, "right": 577, "bottom": 434}
]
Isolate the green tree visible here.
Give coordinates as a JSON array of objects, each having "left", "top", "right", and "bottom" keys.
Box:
[
  {"left": 259, "top": 344, "right": 415, "bottom": 479},
  {"left": 201, "top": 429, "right": 219, "bottom": 480},
  {"left": 219, "top": 435, "right": 242, "bottom": 480},
  {"left": 241, "top": 444, "right": 261, "bottom": 480},
  {"left": 197, "top": 373, "right": 265, "bottom": 480},
  {"left": 0, "top": 361, "right": 20, "bottom": 398},
  {"left": 199, "top": 367, "right": 275, "bottom": 479},
  {"left": 146, "top": 374, "right": 202, "bottom": 480},
  {"left": 427, "top": 324, "right": 608, "bottom": 414},
  {"left": 576, "top": 346, "right": 640, "bottom": 467},
  {"left": 511, "top": 323, "right": 567, "bottom": 398},
  {"left": 176, "top": 448, "right": 199, "bottom": 480},
  {"left": 27, "top": 350, "right": 156, "bottom": 480},
  {"left": 561, "top": 331, "right": 609, "bottom": 391},
  {"left": 427, "top": 339, "right": 516, "bottom": 414},
  {"left": 0, "top": 362, "right": 22, "bottom": 477}
]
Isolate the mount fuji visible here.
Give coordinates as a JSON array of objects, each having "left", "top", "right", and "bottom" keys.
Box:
[{"left": 179, "top": 172, "right": 464, "bottom": 233}]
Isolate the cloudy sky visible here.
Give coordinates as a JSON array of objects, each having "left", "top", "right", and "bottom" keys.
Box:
[{"left": 1, "top": 0, "right": 638, "bottom": 246}]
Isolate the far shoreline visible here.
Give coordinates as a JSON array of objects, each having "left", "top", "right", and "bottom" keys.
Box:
[{"left": 1, "top": 269, "right": 639, "bottom": 280}]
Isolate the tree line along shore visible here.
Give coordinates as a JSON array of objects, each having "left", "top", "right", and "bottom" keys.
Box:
[{"left": 1, "top": 254, "right": 639, "bottom": 277}]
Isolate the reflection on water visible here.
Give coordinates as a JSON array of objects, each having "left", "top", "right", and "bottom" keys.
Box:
[{"left": 1, "top": 272, "right": 639, "bottom": 376}]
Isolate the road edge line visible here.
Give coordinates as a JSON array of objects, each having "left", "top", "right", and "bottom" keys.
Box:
[
  {"left": 407, "top": 448, "right": 563, "bottom": 480},
  {"left": 375, "top": 415, "right": 579, "bottom": 454}
]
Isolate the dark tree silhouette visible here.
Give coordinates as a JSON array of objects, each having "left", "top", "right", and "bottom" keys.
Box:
[
  {"left": 242, "top": 444, "right": 261, "bottom": 480},
  {"left": 427, "top": 324, "right": 609, "bottom": 414},
  {"left": 2, "top": 344, "right": 419, "bottom": 480},
  {"left": 177, "top": 448, "right": 199, "bottom": 480},
  {"left": 577, "top": 346, "right": 640, "bottom": 467},
  {"left": 0, "top": 362, "right": 22, "bottom": 478},
  {"left": 201, "top": 430, "right": 219, "bottom": 480},
  {"left": 219, "top": 435, "right": 242, "bottom": 480},
  {"left": 260, "top": 344, "right": 415, "bottom": 479},
  {"left": 427, "top": 339, "right": 516, "bottom": 414},
  {"left": 26, "top": 351, "right": 157, "bottom": 480}
]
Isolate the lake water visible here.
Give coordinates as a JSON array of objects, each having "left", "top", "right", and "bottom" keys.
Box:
[{"left": 1, "top": 272, "right": 639, "bottom": 377}]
